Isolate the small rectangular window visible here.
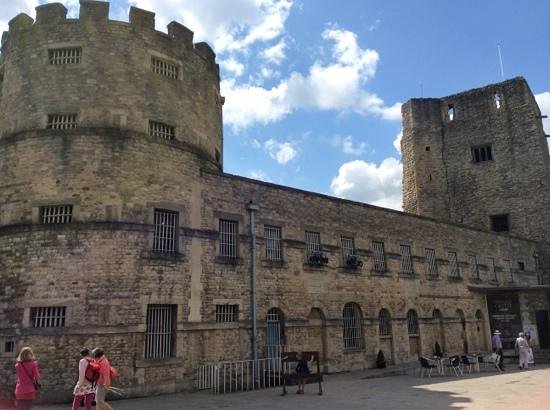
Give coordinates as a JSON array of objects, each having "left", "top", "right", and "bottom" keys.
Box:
[
  {"left": 144, "top": 304, "right": 176, "bottom": 360},
  {"left": 219, "top": 219, "right": 238, "bottom": 258},
  {"left": 518, "top": 261, "right": 525, "bottom": 271},
  {"left": 400, "top": 244, "right": 413, "bottom": 275},
  {"left": 149, "top": 120, "right": 175, "bottom": 140},
  {"left": 448, "top": 251, "right": 460, "bottom": 278},
  {"left": 372, "top": 241, "right": 386, "bottom": 273},
  {"left": 490, "top": 214, "right": 509, "bottom": 232},
  {"left": 305, "top": 231, "right": 321, "bottom": 258},
  {"left": 30, "top": 306, "right": 66, "bottom": 328},
  {"left": 151, "top": 57, "right": 179, "bottom": 80},
  {"left": 153, "top": 209, "right": 178, "bottom": 254},
  {"left": 469, "top": 255, "right": 479, "bottom": 279},
  {"left": 49, "top": 47, "right": 81, "bottom": 65},
  {"left": 488, "top": 257, "right": 497, "bottom": 282},
  {"left": 215, "top": 304, "right": 239, "bottom": 323},
  {"left": 425, "top": 248, "right": 438, "bottom": 277},
  {"left": 472, "top": 145, "right": 493, "bottom": 163},
  {"left": 47, "top": 113, "right": 78, "bottom": 130},
  {"left": 4, "top": 341, "right": 15, "bottom": 353},
  {"left": 41, "top": 205, "right": 73, "bottom": 224},
  {"left": 341, "top": 237, "right": 355, "bottom": 263},
  {"left": 264, "top": 225, "right": 282, "bottom": 261}
]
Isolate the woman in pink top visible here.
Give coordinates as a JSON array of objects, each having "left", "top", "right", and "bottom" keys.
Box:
[{"left": 14, "top": 346, "right": 40, "bottom": 410}]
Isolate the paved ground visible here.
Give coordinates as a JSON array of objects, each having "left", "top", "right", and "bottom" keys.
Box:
[{"left": 35, "top": 365, "right": 550, "bottom": 410}]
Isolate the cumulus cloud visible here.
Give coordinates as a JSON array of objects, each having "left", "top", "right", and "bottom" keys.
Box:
[
  {"left": 219, "top": 57, "right": 245, "bottom": 77},
  {"left": 260, "top": 39, "right": 286, "bottom": 65},
  {"left": 332, "top": 135, "right": 368, "bottom": 156},
  {"left": 330, "top": 158, "right": 403, "bottom": 210},
  {"left": 535, "top": 92, "right": 550, "bottom": 151},
  {"left": 223, "top": 25, "right": 401, "bottom": 129},
  {"left": 0, "top": 0, "right": 38, "bottom": 32},
  {"left": 393, "top": 130, "right": 403, "bottom": 154},
  {"left": 248, "top": 169, "right": 273, "bottom": 182},
  {"left": 264, "top": 138, "right": 297, "bottom": 164}
]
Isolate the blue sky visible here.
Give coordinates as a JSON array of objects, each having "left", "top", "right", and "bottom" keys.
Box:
[{"left": 2, "top": 1, "right": 549, "bottom": 209}]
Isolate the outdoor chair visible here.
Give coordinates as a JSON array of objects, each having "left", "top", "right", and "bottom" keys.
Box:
[
  {"left": 460, "top": 355, "right": 479, "bottom": 374},
  {"left": 481, "top": 352, "right": 501, "bottom": 372},
  {"left": 419, "top": 357, "right": 438, "bottom": 378},
  {"left": 444, "top": 355, "right": 463, "bottom": 376}
]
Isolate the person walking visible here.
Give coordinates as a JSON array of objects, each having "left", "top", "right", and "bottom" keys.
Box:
[
  {"left": 14, "top": 346, "right": 40, "bottom": 410},
  {"left": 294, "top": 352, "right": 314, "bottom": 394},
  {"left": 91, "top": 348, "right": 113, "bottom": 410},
  {"left": 515, "top": 332, "right": 530, "bottom": 370},
  {"left": 72, "top": 348, "right": 95, "bottom": 410},
  {"left": 491, "top": 330, "right": 505, "bottom": 371}
]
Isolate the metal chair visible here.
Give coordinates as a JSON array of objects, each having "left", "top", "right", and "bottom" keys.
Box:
[
  {"left": 460, "top": 355, "right": 478, "bottom": 374},
  {"left": 444, "top": 355, "right": 463, "bottom": 376},
  {"left": 419, "top": 357, "right": 438, "bottom": 377}
]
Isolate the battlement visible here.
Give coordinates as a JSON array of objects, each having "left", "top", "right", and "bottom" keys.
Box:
[{"left": 2, "top": 1, "right": 215, "bottom": 63}]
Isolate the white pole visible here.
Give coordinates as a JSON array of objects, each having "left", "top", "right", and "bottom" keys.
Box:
[{"left": 497, "top": 43, "right": 505, "bottom": 81}]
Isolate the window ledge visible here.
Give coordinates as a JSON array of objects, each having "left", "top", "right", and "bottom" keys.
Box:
[
  {"left": 261, "top": 259, "right": 286, "bottom": 268},
  {"left": 469, "top": 277, "right": 483, "bottom": 284},
  {"left": 343, "top": 348, "right": 365, "bottom": 354},
  {"left": 141, "top": 250, "right": 185, "bottom": 261},
  {"left": 448, "top": 276, "right": 463, "bottom": 283},
  {"left": 215, "top": 256, "right": 242, "bottom": 265},
  {"left": 379, "top": 335, "right": 392, "bottom": 340},
  {"left": 371, "top": 270, "right": 389, "bottom": 277},
  {"left": 426, "top": 275, "right": 441, "bottom": 281},
  {"left": 135, "top": 357, "right": 183, "bottom": 368},
  {"left": 398, "top": 272, "right": 417, "bottom": 279}
]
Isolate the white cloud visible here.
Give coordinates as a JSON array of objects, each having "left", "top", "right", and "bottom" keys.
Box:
[
  {"left": 330, "top": 158, "right": 403, "bottom": 210},
  {"left": 248, "top": 169, "right": 273, "bottom": 182},
  {"left": 219, "top": 57, "right": 245, "bottom": 77},
  {"left": 368, "top": 18, "right": 381, "bottom": 32},
  {"left": 535, "top": 92, "right": 550, "bottom": 152},
  {"left": 264, "top": 138, "right": 297, "bottom": 164},
  {"left": 332, "top": 135, "right": 368, "bottom": 156},
  {"left": 260, "top": 39, "right": 286, "bottom": 65},
  {"left": 0, "top": 0, "right": 38, "bottom": 33},
  {"left": 393, "top": 130, "right": 403, "bottom": 154}
]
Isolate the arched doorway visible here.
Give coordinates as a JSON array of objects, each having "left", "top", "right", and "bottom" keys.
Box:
[
  {"left": 474, "top": 310, "right": 487, "bottom": 351},
  {"left": 456, "top": 309, "right": 468, "bottom": 353},
  {"left": 307, "top": 308, "right": 327, "bottom": 371},
  {"left": 378, "top": 309, "right": 394, "bottom": 364},
  {"left": 432, "top": 309, "right": 446, "bottom": 355},
  {"left": 266, "top": 308, "right": 285, "bottom": 359},
  {"left": 407, "top": 309, "right": 421, "bottom": 358}
]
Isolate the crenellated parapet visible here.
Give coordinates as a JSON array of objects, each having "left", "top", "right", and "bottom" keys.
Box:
[{"left": 0, "top": 1, "right": 222, "bottom": 167}]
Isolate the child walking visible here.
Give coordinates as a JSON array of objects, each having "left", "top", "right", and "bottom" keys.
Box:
[{"left": 295, "top": 352, "right": 314, "bottom": 394}]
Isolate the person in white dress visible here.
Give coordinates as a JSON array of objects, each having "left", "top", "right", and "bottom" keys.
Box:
[{"left": 72, "top": 348, "right": 95, "bottom": 410}]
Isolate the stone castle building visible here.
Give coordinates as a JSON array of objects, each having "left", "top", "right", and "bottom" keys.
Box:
[{"left": 0, "top": 0, "right": 549, "bottom": 403}]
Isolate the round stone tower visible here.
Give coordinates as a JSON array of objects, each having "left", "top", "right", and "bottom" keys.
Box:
[{"left": 0, "top": 1, "right": 222, "bottom": 401}]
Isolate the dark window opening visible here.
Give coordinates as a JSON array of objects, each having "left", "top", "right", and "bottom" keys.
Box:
[
  {"left": 4, "top": 341, "right": 14, "bottom": 353},
  {"left": 472, "top": 145, "right": 493, "bottom": 163},
  {"left": 490, "top": 214, "right": 509, "bottom": 232},
  {"left": 518, "top": 261, "right": 525, "bottom": 271},
  {"left": 425, "top": 146, "right": 430, "bottom": 151}
]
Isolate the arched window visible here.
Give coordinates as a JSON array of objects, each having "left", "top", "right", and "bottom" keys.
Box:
[
  {"left": 407, "top": 309, "right": 419, "bottom": 335},
  {"left": 447, "top": 104, "right": 455, "bottom": 121},
  {"left": 343, "top": 303, "right": 363, "bottom": 349},
  {"left": 475, "top": 310, "right": 483, "bottom": 320},
  {"left": 266, "top": 308, "right": 285, "bottom": 346},
  {"left": 456, "top": 309, "right": 466, "bottom": 331},
  {"left": 378, "top": 309, "right": 392, "bottom": 337}
]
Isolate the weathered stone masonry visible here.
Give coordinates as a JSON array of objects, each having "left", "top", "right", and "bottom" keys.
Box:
[{"left": 0, "top": 1, "right": 549, "bottom": 404}]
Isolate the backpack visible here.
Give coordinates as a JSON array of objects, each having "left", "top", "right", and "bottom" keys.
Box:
[{"left": 84, "top": 358, "right": 100, "bottom": 384}]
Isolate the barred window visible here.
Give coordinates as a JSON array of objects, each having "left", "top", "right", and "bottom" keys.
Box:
[
  {"left": 372, "top": 241, "right": 386, "bottom": 273},
  {"left": 41, "top": 205, "right": 73, "bottom": 224},
  {"left": 145, "top": 304, "right": 176, "bottom": 360},
  {"left": 341, "top": 237, "right": 355, "bottom": 262},
  {"left": 153, "top": 209, "right": 178, "bottom": 254},
  {"left": 378, "top": 309, "right": 392, "bottom": 337},
  {"left": 219, "top": 219, "right": 238, "bottom": 258},
  {"left": 400, "top": 244, "right": 413, "bottom": 275},
  {"left": 488, "top": 257, "right": 497, "bottom": 282},
  {"left": 448, "top": 251, "right": 460, "bottom": 277},
  {"left": 215, "top": 304, "right": 239, "bottom": 323},
  {"left": 49, "top": 47, "right": 81, "bottom": 65},
  {"left": 30, "top": 306, "right": 66, "bottom": 328},
  {"left": 425, "top": 248, "right": 438, "bottom": 277},
  {"left": 305, "top": 231, "right": 321, "bottom": 258},
  {"left": 472, "top": 145, "right": 493, "bottom": 163},
  {"left": 343, "top": 303, "right": 363, "bottom": 350},
  {"left": 468, "top": 255, "right": 479, "bottom": 279},
  {"left": 151, "top": 57, "right": 179, "bottom": 79},
  {"left": 264, "top": 225, "right": 282, "bottom": 261},
  {"left": 504, "top": 260, "right": 514, "bottom": 283},
  {"left": 149, "top": 120, "right": 175, "bottom": 140},
  {"left": 47, "top": 113, "right": 78, "bottom": 130},
  {"left": 407, "top": 309, "right": 419, "bottom": 335}
]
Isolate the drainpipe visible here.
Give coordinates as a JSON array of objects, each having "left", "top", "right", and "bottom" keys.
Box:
[{"left": 246, "top": 201, "right": 259, "bottom": 371}]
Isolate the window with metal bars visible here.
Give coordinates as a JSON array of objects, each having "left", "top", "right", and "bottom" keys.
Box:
[
  {"left": 47, "top": 113, "right": 78, "bottom": 130},
  {"left": 407, "top": 310, "right": 419, "bottom": 335},
  {"left": 341, "top": 236, "right": 355, "bottom": 262},
  {"left": 151, "top": 57, "right": 179, "bottom": 79},
  {"left": 504, "top": 260, "right": 514, "bottom": 283},
  {"left": 400, "top": 244, "right": 413, "bottom": 275},
  {"left": 149, "top": 120, "right": 175, "bottom": 140},
  {"left": 488, "top": 257, "right": 497, "bottom": 282},
  {"left": 219, "top": 219, "right": 238, "bottom": 258},
  {"left": 468, "top": 255, "right": 479, "bottom": 279},
  {"left": 448, "top": 251, "right": 460, "bottom": 278},
  {"left": 49, "top": 47, "right": 81, "bottom": 65},
  {"left": 472, "top": 145, "right": 493, "bottom": 163},
  {"left": 153, "top": 209, "right": 178, "bottom": 254},
  {"left": 144, "top": 304, "right": 176, "bottom": 360},
  {"left": 372, "top": 241, "right": 386, "bottom": 273},
  {"left": 40, "top": 205, "right": 73, "bottom": 224},
  {"left": 305, "top": 231, "right": 321, "bottom": 258},
  {"left": 425, "top": 248, "right": 438, "bottom": 277},
  {"left": 215, "top": 304, "right": 239, "bottom": 323},
  {"left": 264, "top": 225, "right": 282, "bottom": 261},
  {"left": 342, "top": 303, "right": 363, "bottom": 350},
  {"left": 378, "top": 309, "right": 392, "bottom": 337},
  {"left": 30, "top": 306, "right": 66, "bottom": 328}
]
